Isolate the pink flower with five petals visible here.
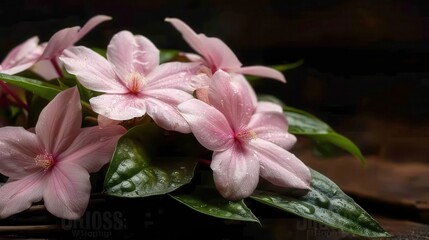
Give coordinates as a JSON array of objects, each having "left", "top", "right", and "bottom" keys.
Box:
[
  {"left": 165, "top": 18, "right": 286, "bottom": 82},
  {"left": 178, "top": 70, "right": 310, "bottom": 200},
  {"left": 32, "top": 15, "right": 111, "bottom": 80},
  {"left": 0, "top": 87, "right": 125, "bottom": 219},
  {"left": 60, "top": 30, "right": 205, "bottom": 133}
]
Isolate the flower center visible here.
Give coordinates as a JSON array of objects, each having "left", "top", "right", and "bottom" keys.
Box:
[
  {"left": 34, "top": 152, "right": 55, "bottom": 171},
  {"left": 126, "top": 71, "right": 145, "bottom": 94},
  {"left": 235, "top": 129, "right": 257, "bottom": 143}
]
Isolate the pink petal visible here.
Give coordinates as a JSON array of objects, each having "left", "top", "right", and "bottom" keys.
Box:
[
  {"left": 201, "top": 36, "right": 242, "bottom": 71},
  {"left": 97, "top": 114, "right": 122, "bottom": 128},
  {"left": 234, "top": 66, "right": 286, "bottom": 83},
  {"left": 250, "top": 139, "right": 311, "bottom": 190},
  {"left": 0, "top": 172, "right": 45, "bottom": 218},
  {"left": 145, "top": 62, "right": 203, "bottom": 93},
  {"left": 144, "top": 96, "right": 192, "bottom": 133},
  {"left": 1, "top": 36, "right": 41, "bottom": 75},
  {"left": 211, "top": 145, "right": 260, "bottom": 200},
  {"left": 76, "top": 15, "right": 112, "bottom": 41},
  {"left": 107, "top": 31, "right": 159, "bottom": 80},
  {"left": 89, "top": 94, "right": 147, "bottom": 121},
  {"left": 256, "top": 101, "right": 283, "bottom": 113},
  {"left": 60, "top": 47, "right": 127, "bottom": 93},
  {"left": 248, "top": 111, "right": 297, "bottom": 150},
  {"left": 178, "top": 99, "right": 234, "bottom": 150},
  {"left": 35, "top": 87, "right": 81, "bottom": 155},
  {"left": 0, "top": 127, "right": 41, "bottom": 179},
  {"left": 58, "top": 125, "right": 125, "bottom": 172},
  {"left": 40, "top": 26, "right": 80, "bottom": 60},
  {"left": 179, "top": 52, "right": 207, "bottom": 64},
  {"left": 231, "top": 74, "right": 257, "bottom": 107},
  {"left": 28, "top": 42, "right": 58, "bottom": 80},
  {"left": 165, "top": 18, "right": 241, "bottom": 71},
  {"left": 43, "top": 163, "right": 91, "bottom": 220},
  {"left": 31, "top": 59, "right": 60, "bottom": 80},
  {"left": 165, "top": 18, "right": 212, "bottom": 64},
  {"left": 40, "top": 15, "right": 111, "bottom": 61},
  {"left": 208, "top": 70, "right": 256, "bottom": 129},
  {"left": 144, "top": 88, "right": 192, "bottom": 106},
  {"left": 0, "top": 63, "right": 34, "bottom": 75}
]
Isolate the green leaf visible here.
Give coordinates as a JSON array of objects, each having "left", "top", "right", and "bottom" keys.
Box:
[
  {"left": 160, "top": 49, "right": 179, "bottom": 63},
  {"left": 104, "top": 123, "right": 198, "bottom": 197},
  {"left": 0, "top": 73, "right": 61, "bottom": 101},
  {"left": 285, "top": 109, "right": 365, "bottom": 164},
  {"left": 27, "top": 95, "right": 49, "bottom": 127},
  {"left": 75, "top": 81, "right": 94, "bottom": 104},
  {"left": 310, "top": 133, "right": 365, "bottom": 162},
  {"left": 258, "top": 95, "right": 365, "bottom": 164},
  {"left": 251, "top": 169, "right": 390, "bottom": 237},
  {"left": 285, "top": 111, "right": 330, "bottom": 134},
  {"left": 170, "top": 187, "right": 260, "bottom": 224},
  {"left": 271, "top": 60, "right": 304, "bottom": 72}
]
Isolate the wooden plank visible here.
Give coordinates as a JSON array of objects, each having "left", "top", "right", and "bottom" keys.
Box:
[
  {"left": 297, "top": 150, "right": 429, "bottom": 221},
  {"left": 377, "top": 216, "right": 429, "bottom": 240},
  {"left": 243, "top": 215, "right": 429, "bottom": 240}
]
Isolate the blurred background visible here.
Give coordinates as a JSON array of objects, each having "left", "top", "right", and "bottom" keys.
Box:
[{"left": 1, "top": 0, "right": 429, "bottom": 238}]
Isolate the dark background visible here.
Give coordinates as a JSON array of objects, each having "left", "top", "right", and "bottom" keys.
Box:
[{"left": 1, "top": 0, "right": 429, "bottom": 158}]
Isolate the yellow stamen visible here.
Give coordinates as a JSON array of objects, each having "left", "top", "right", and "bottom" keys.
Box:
[
  {"left": 235, "top": 129, "right": 257, "bottom": 142},
  {"left": 34, "top": 153, "right": 54, "bottom": 171}
]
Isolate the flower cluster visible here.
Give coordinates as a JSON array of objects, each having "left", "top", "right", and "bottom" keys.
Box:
[
  {"left": 0, "top": 15, "right": 310, "bottom": 220},
  {"left": 0, "top": 15, "right": 392, "bottom": 239},
  {"left": 0, "top": 15, "right": 311, "bottom": 219}
]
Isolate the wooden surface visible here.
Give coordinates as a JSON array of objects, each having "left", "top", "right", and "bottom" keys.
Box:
[
  {"left": 377, "top": 217, "right": 429, "bottom": 240},
  {"left": 293, "top": 146, "right": 429, "bottom": 239},
  {"left": 301, "top": 152, "right": 429, "bottom": 219}
]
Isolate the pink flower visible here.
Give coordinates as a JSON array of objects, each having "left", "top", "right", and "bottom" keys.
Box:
[
  {"left": 178, "top": 70, "right": 310, "bottom": 200},
  {"left": 0, "top": 87, "right": 125, "bottom": 219},
  {"left": 60, "top": 30, "right": 205, "bottom": 133},
  {"left": 0, "top": 36, "right": 43, "bottom": 110},
  {"left": 0, "top": 36, "right": 41, "bottom": 75},
  {"left": 165, "top": 18, "right": 286, "bottom": 82},
  {"left": 33, "top": 15, "right": 111, "bottom": 80}
]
